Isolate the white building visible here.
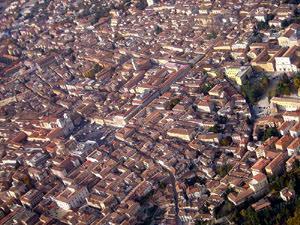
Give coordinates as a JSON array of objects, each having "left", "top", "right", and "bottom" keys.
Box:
[
  {"left": 55, "top": 185, "right": 89, "bottom": 210},
  {"left": 275, "top": 46, "right": 300, "bottom": 73}
]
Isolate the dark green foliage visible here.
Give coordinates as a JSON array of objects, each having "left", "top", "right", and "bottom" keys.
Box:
[
  {"left": 208, "top": 124, "right": 221, "bottom": 133},
  {"left": 158, "top": 181, "right": 167, "bottom": 189},
  {"left": 257, "top": 21, "right": 269, "bottom": 30},
  {"left": 276, "top": 75, "right": 293, "bottom": 95},
  {"left": 154, "top": 25, "right": 163, "bottom": 35},
  {"left": 240, "top": 207, "right": 260, "bottom": 225},
  {"left": 184, "top": 176, "right": 206, "bottom": 186},
  {"left": 266, "top": 14, "right": 275, "bottom": 21},
  {"left": 230, "top": 164, "right": 300, "bottom": 225},
  {"left": 293, "top": 76, "right": 300, "bottom": 89},
  {"left": 215, "top": 200, "right": 235, "bottom": 218},
  {"left": 135, "top": 0, "right": 147, "bottom": 10},
  {"left": 283, "top": 0, "right": 300, "bottom": 4},
  {"left": 220, "top": 136, "right": 233, "bottom": 146},
  {"left": 217, "top": 116, "right": 228, "bottom": 124},
  {"left": 281, "top": 19, "right": 292, "bottom": 28},
  {"left": 269, "top": 74, "right": 295, "bottom": 99},
  {"left": 198, "top": 83, "right": 214, "bottom": 95},
  {"left": 263, "top": 126, "right": 281, "bottom": 141},
  {"left": 207, "top": 31, "right": 217, "bottom": 39},
  {"left": 281, "top": 16, "right": 300, "bottom": 28},
  {"left": 165, "top": 98, "right": 180, "bottom": 110},
  {"left": 246, "top": 117, "right": 253, "bottom": 125},
  {"left": 215, "top": 164, "right": 233, "bottom": 177},
  {"left": 269, "top": 163, "right": 300, "bottom": 193},
  {"left": 257, "top": 126, "right": 281, "bottom": 141},
  {"left": 287, "top": 205, "right": 300, "bottom": 225},
  {"left": 241, "top": 75, "right": 269, "bottom": 104},
  {"left": 83, "top": 63, "right": 102, "bottom": 79}
]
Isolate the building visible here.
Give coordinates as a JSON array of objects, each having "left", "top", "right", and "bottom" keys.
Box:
[
  {"left": 167, "top": 128, "right": 195, "bottom": 141},
  {"left": 271, "top": 97, "right": 300, "bottom": 111},
  {"left": 20, "top": 189, "right": 44, "bottom": 208},
  {"left": 196, "top": 99, "right": 214, "bottom": 113},
  {"left": 275, "top": 46, "right": 300, "bottom": 73},
  {"left": 55, "top": 185, "right": 89, "bottom": 210},
  {"left": 287, "top": 137, "right": 300, "bottom": 156},
  {"left": 251, "top": 158, "right": 270, "bottom": 176},
  {"left": 283, "top": 110, "right": 300, "bottom": 122},
  {"left": 249, "top": 173, "right": 268, "bottom": 193},
  {"left": 290, "top": 121, "right": 300, "bottom": 137},
  {"left": 275, "top": 135, "right": 294, "bottom": 151},
  {"left": 280, "top": 187, "right": 295, "bottom": 202},
  {"left": 278, "top": 23, "right": 300, "bottom": 47},
  {"left": 265, "top": 152, "right": 288, "bottom": 176},
  {"left": 225, "top": 66, "right": 252, "bottom": 85}
]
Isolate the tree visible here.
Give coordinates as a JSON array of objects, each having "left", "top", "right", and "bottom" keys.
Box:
[
  {"left": 165, "top": 98, "right": 180, "bottom": 110},
  {"left": 208, "top": 125, "right": 221, "bottom": 133},
  {"left": 220, "top": 136, "right": 233, "bottom": 146},
  {"left": 276, "top": 77, "right": 293, "bottom": 96},
  {"left": 294, "top": 76, "right": 300, "bottom": 89},
  {"left": 207, "top": 31, "right": 217, "bottom": 39},
  {"left": 135, "top": 0, "right": 147, "bottom": 10},
  {"left": 154, "top": 25, "right": 163, "bottom": 35},
  {"left": 283, "top": 0, "right": 300, "bottom": 4},
  {"left": 266, "top": 14, "right": 275, "bottom": 21},
  {"left": 198, "top": 83, "right": 213, "bottom": 95},
  {"left": 240, "top": 208, "right": 260, "bottom": 225},
  {"left": 257, "top": 126, "right": 281, "bottom": 141},
  {"left": 257, "top": 21, "right": 269, "bottom": 30},
  {"left": 217, "top": 115, "right": 227, "bottom": 124},
  {"left": 216, "top": 164, "right": 233, "bottom": 177},
  {"left": 287, "top": 207, "right": 300, "bottom": 225},
  {"left": 281, "top": 19, "right": 291, "bottom": 28},
  {"left": 241, "top": 75, "right": 270, "bottom": 104}
]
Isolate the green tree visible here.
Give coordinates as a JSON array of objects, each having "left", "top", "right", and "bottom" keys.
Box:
[
  {"left": 216, "top": 164, "right": 233, "bottom": 177},
  {"left": 198, "top": 83, "right": 213, "bottom": 95},
  {"left": 165, "top": 98, "right": 180, "bottom": 110},
  {"left": 220, "top": 136, "right": 233, "bottom": 146},
  {"left": 207, "top": 31, "right": 217, "bottom": 39},
  {"left": 263, "top": 127, "right": 281, "bottom": 141},
  {"left": 281, "top": 19, "right": 291, "bottom": 28},
  {"left": 208, "top": 124, "right": 220, "bottom": 133},
  {"left": 240, "top": 208, "right": 260, "bottom": 225},
  {"left": 294, "top": 76, "right": 300, "bottom": 89},
  {"left": 287, "top": 207, "right": 300, "bottom": 225}
]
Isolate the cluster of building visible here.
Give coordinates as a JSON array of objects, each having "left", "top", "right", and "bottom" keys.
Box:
[{"left": 0, "top": 0, "right": 300, "bottom": 224}]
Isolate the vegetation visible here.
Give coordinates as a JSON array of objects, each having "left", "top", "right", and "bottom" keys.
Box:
[
  {"left": 282, "top": 0, "right": 300, "bottom": 5},
  {"left": 268, "top": 74, "right": 299, "bottom": 99},
  {"left": 287, "top": 206, "right": 300, "bottom": 225},
  {"left": 225, "top": 163, "right": 300, "bottom": 225},
  {"left": 184, "top": 176, "right": 206, "bottom": 186},
  {"left": 220, "top": 136, "right": 233, "bottom": 146},
  {"left": 83, "top": 63, "right": 102, "bottom": 79},
  {"left": 257, "top": 21, "right": 269, "bottom": 30},
  {"left": 215, "top": 164, "right": 233, "bottom": 177},
  {"left": 281, "top": 7, "right": 300, "bottom": 28},
  {"left": 217, "top": 115, "right": 228, "bottom": 124},
  {"left": 198, "top": 83, "right": 214, "bottom": 95},
  {"left": 154, "top": 25, "right": 163, "bottom": 35},
  {"left": 241, "top": 75, "right": 269, "bottom": 104},
  {"left": 257, "top": 126, "right": 281, "bottom": 141},
  {"left": 208, "top": 124, "right": 221, "bottom": 133},
  {"left": 293, "top": 73, "right": 300, "bottom": 90},
  {"left": 165, "top": 98, "right": 180, "bottom": 110},
  {"left": 135, "top": 0, "right": 148, "bottom": 10},
  {"left": 276, "top": 75, "right": 293, "bottom": 95},
  {"left": 207, "top": 31, "right": 217, "bottom": 40}
]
